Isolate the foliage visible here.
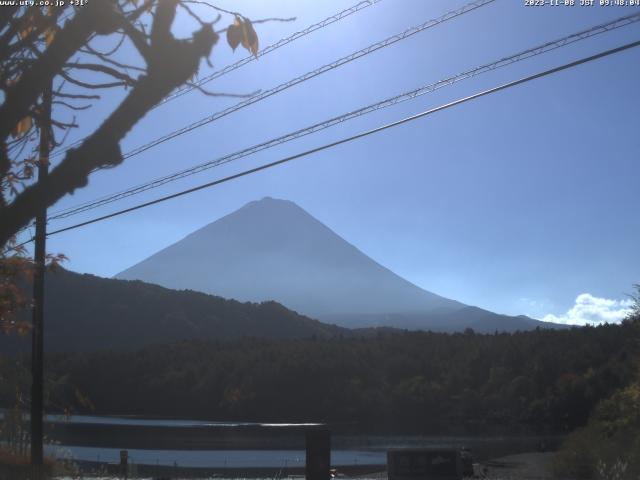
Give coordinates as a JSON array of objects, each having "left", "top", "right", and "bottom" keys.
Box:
[
  {"left": 0, "top": 319, "right": 636, "bottom": 435},
  {"left": 0, "top": 394, "right": 30, "bottom": 458},
  {"left": 0, "top": 348, "right": 30, "bottom": 448},
  {"left": 0, "top": 248, "right": 67, "bottom": 335},
  {"left": 226, "top": 16, "right": 259, "bottom": 56},
  {"left": 0, "top": 354, "right": 89, "bottom": 458},
  {"left": 629, "top": 284, "right": 640, "bottom": 320},
  {"left": 552, "top": 382, "right": 640, "bottom": 479},
  {"left": 0, "top": 0, "right": 283, "bottom": 330},
  {"left": 0, "top": 268, "right": 344, "bottom": 354},
  {"left": 552, "top": 293, "right": 640, "bottom": 479},
  {"left": 0, "top": 248, "right": 33, "bottom": 335},
  {"left": 0, "top": 447, "right": 59, "bottom": 479}
]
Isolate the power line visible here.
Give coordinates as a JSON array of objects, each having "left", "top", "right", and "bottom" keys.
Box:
[
  {"left": 161, "top": 0, "right": 385, "bottom": 106},
  {"left": 47, "top": 12, "right": 640, "bottom": 222},
  {"left": 45, "top": 0, "right": 498, "bottom": 219},
  {"left": 50, "top": 0, "right": 496, "bottom": 165},
  {"left": 9, "top": 37, "right": 637, "bottom": 252},
  {"left": 35, "top": 38, "right": 640, "bottom": 241},
  {"left": 118, "top": 0, "right": 496, "bottom": 161},
  {"left": 50, "top": 0, "right": 386, "bottom": 157}
]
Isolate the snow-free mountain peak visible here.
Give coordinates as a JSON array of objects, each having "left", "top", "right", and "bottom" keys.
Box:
[{"left": 116, "top": 198, "right": 546, "bottom": 331}]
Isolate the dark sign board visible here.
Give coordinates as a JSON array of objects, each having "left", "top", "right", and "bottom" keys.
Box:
[{"left": 388, "top": 449, "right": 462, "bottom": 480}]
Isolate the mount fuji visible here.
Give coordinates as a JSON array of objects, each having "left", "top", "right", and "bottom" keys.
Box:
[{"left": 116, "top": 197, "right": 551, "bottom": 332}]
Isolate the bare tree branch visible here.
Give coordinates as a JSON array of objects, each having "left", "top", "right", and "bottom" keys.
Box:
[
  {"left": 0, "top": 1, "right": 122, "bottom": 142},
  {"left": 83, "top": 31, "right": 127, "bottom": 58},
  {"left": 64, "top": 62, "right": 137, "bottom": 85},
  {"left": 186, "top": 82, "right": 260, "bottom": 99},
  {"left": 0, "top": 8, "right": 220, "bottom": 245},
  {"left": 52, "top": 101, "right": 92, "bottom": 111},
  {"left": 59, "top": 70, "right": 129, "bottom": 90},
  {"left": 119, "top": 17, "right": 152, "bottom": 63},
  {"left": 80, "top": 43, "right": 145, "bottom": 72},
  {"left": 53, "top": 92, "right": 101, "bottom": 100}
]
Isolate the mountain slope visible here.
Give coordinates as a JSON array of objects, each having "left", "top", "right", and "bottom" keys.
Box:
[
  {"left": 1, "top": 269, "right": 345, "bottom": 354},
  {"left": 117, "top": 197, "right": 463, "bottom": 318},
  {"left": 116, "top": 197, "right": 551, "bottom": 332}
]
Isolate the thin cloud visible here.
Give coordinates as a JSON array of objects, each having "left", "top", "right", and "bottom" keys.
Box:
[{"left": 543, "top": 293, "right": 633, "bottom": 326}]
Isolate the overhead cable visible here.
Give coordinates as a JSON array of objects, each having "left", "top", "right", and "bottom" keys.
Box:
[
  {"left": 50, "top": 0, "right": 386, "bottom": 157},
  {"left": 49, "top": 0, "right": 496, "bottom": 163},
  {"left": 35, "top": 38, "right": 640, "bottom": 240},
  {"left": 47, "top": 12, "right": 640, "bottom": 221}
]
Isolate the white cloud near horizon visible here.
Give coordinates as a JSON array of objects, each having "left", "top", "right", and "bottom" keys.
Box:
[{"left": 543, "top": 293, "right": 634, "bottom": 326}]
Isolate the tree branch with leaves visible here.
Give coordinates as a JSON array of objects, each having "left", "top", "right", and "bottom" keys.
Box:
[{"left": 0, "top": 0, "right": 279, "bottom": 331}]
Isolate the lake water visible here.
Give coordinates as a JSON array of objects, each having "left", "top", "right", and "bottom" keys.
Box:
[
  {"left": 47, "top": 445, "right": 385, "bottom": 468},
  {"left": 1, "top": 411, "right": 559, "bottom": 468},
  {"left": 0, "top": 409, "right": 321, "bottom": 428},
  {"left": 45, "top": 436, "right": 557, "bottom": 469}
]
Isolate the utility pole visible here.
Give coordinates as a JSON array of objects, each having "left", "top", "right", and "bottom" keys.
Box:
[{"left": 31, "top": 80, "right": 52, "bottom": 467}]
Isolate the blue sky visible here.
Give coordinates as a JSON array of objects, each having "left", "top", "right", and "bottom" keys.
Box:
[{"left": 25, "top": 0, "right": 640, "bottom": 323}]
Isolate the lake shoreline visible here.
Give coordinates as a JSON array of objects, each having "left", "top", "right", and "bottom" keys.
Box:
[
  {"left": 53, "top": 452, "right": 556, "bottom": 479},
  {"left": 61, "top": 460, "right": 387, "bottom": 479}
]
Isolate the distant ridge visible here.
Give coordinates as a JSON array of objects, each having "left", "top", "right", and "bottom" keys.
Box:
[
  {"left": 116, "top": 197, "right": 557, "bottom": 332},
  {"left": 1, "top": 269, "right": 345, "bottom": 354}
]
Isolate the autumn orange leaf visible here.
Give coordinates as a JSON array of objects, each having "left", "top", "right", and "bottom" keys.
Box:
[
  {"left": 44, "top": 26, "right": 56, "bottom": 46},
  {"left": 18, "top": 8, "right": 43, "bottom": 40},
  {"left": 12, "top": 116, "right": 32, "bottom": 138},
  {"left": 226, "top": 17, "right": 243, "bottom": 51},
  {"left": 240, "top": 18, "right": 258, "bottom": 57},
  {"left": 226, "top": 16, "right": 259, "bottom": 58}
]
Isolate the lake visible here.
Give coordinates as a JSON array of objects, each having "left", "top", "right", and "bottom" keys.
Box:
[{"left": 1, "top": 411, "right": 561, "bottom": 469}]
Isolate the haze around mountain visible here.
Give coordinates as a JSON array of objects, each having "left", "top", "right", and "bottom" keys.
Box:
[{"left": 116, "top": 197, "right": 552, "bottom": 331}]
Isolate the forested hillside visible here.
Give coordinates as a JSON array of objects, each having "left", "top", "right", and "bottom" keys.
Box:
[
  {"left": 116, "top": 197, "right": 552, "bottom": 332},
  {"left": 3, "top": 319, "right": 637, "bottom": 435},
  {"left": 0, "top": 269, "right": 345, "bottom": 354}
]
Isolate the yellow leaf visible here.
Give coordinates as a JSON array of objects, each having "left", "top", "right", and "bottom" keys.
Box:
[
  {"left": 18, "top": 8, "right": 42, "bottom": 40},
  {"left": 227, "top": 17, "right": 259, "bottom": 57},
  {"left": 250, "top": 36, "right": 259, "bottom": 57},
  {"left": 19, "top": 23, "right": 33, "bottom": 40},
  {"left": 226, "top": 17, "right": 243, "bottom": 51},
  {"left": 240, "top": 19, "right": 258, "bottom": 58},
  {"left": 44, "top": 26, "right": 56, "bottom": 46},
  {"left": 12, "top": 116, "right": 32, "bottom": 138}
]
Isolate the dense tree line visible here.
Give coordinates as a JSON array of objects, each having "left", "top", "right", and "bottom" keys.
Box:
[
  {"left": 553, "top": 380, "right": 640, "bottom": 479},
  {"left": 550, "top": 294, "right": 640, "bottom": 479},
  {"left": 3, "top": 319, "right": 638, "bottom": 435}
]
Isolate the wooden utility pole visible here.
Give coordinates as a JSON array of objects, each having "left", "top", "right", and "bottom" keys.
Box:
[
  {"left": 306, "top": 428, "right": 331, "bottom": 480},
  {"left": 31, "top": 81, "right": 52, "bottom": 467}
]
